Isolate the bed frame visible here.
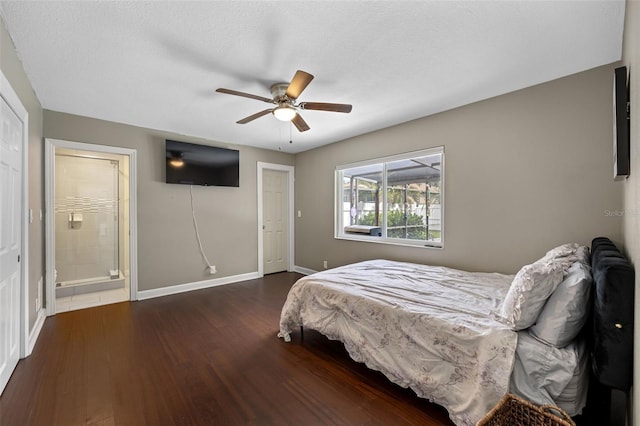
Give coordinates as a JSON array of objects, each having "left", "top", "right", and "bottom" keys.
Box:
[{"left": 583, "top": 237, "right": 634, "bottom": 425}]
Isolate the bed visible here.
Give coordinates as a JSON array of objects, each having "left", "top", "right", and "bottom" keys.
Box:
[{"left": 278, "top": 240, "right": 634, "bottom": 426}]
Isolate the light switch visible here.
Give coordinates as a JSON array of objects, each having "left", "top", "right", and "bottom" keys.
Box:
[{"left": 297, "top": 210, "right": 302, "bottom": 218}]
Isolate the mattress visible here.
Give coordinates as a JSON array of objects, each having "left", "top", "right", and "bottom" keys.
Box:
[{"left": 510, "top": 331, "right": 588, "bottom": 416}]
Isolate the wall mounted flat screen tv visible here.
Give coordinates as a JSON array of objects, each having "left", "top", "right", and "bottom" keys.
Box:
[
  {"left": 165, "top": 139, "right": 239, "bottom": 187},
  {"left": 613, "top": 66, "right": 630, "bottom": 180}
]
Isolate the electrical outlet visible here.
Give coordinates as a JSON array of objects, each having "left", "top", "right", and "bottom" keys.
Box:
[
  {"left": 323, "top": 260, "right": 328, "bottom": 269},
  {"left": 35, "top": 297, "right": 39, "bottom": 311},
  {"left": 208, "top": 265, "right": 217, "bottom": 275}
]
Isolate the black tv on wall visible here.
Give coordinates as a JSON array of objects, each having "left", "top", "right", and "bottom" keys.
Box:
[
  {"left": 613, "top": 66, "right": 630, "bottom": 181},
  {"left": 165, "top": 139, "right": 239, "bottom": 187}
]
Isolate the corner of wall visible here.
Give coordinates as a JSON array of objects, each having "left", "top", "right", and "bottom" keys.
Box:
[{"left": 620, "top": 1, "right": 640, "bottom": 425}]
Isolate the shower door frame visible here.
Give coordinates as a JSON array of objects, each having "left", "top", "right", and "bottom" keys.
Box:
[{"left": 44, "top": 138, "right": 138, "bottom": 316}]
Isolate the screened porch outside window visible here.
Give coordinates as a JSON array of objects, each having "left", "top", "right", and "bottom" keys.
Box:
[{"left": 335, "top": 147, "right": 443, "bottom": 248}]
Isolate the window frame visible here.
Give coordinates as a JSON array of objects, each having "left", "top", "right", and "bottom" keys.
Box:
[{"left": 334, "top": 146, "right": 444, "bottom": 249}]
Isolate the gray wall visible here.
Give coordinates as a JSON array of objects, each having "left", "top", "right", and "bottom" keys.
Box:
[
  {"left": 621, "top": 0, "right": 639, "bottom": 423},
  {"left": 295, "top": 64, "right": 623, "bottom": 275},
  {"left": 44, "top": 110, "right": 295, "bottom": 291},
  {"left": 1, "top": 17, "right": 44, "bottom": 331}
]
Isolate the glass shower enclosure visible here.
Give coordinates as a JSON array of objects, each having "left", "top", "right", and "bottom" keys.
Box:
[{"left": 53, "top": 148, "right": 129, "bottom": 310}]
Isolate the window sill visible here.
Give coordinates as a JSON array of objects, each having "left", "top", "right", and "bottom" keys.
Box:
[{"left": 335, "top": 234, "right": 443, "bottom": 249}]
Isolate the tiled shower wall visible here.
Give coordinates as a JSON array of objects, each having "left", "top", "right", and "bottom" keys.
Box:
[{"left": 55, "top": 155, "right": 119, "bottom": 283}]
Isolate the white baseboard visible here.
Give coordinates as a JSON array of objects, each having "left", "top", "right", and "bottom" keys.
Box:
[
  {"left": 292, "top": 265, "right": 317, "bottom": 276},
  {"left": 27, "top": 308, "right": 46, "bottom": 356},
  {"left": 137, "top": 271, "right": 261, "bottom": 301}
]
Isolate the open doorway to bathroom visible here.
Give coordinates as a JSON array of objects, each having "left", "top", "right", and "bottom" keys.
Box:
[{"left": 45, "top": 139, "right": 137, "bottom": 315}]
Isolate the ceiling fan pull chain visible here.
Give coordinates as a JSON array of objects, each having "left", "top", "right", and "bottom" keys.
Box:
[{"left": 289, "top": 121, "right": 293, "bottom": 144}]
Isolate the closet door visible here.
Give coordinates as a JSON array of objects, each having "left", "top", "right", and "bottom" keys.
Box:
[
  {"left": 263, "top": 169, "right": 289, "bottom": 274},
  {"left": 0, "top": 94, "right": 23, "bottom": 394}
]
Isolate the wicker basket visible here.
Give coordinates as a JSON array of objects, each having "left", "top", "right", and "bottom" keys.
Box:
[{"left": 476, "top": 394, "right": 576, "bottom": 426}]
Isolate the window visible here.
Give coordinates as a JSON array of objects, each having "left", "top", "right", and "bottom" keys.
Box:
[{"left": 335, "top": 147, "right": 443, "bottom": 248}]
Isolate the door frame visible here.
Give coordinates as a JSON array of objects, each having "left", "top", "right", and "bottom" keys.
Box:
[
  {"left": 257, "top": 162, "right": 294, "bottom": 277},
  {"left": 0, "top": 70, "right": 29, "bottom": 358},
  {"left": 44, "top": 138, "right": 138, "bottom": 316}
]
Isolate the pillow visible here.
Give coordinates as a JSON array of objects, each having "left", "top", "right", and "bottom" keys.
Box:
[
  {"left": 539, "top": 243, "right": 588, "bottom": 270},
  {"left": 574, "top": 245, "right": 591, "bottom": 267},
  {"left": 540, "top": 243, "right": 580, "bottom": 261},
  {"left": 529, "top": 262, "right": 592, "bottom": 347},
  {"left": 500, "top": 261, "right": 564, "bottom": 330}
]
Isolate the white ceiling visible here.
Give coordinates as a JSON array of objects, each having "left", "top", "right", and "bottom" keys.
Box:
[{"left": 0, "top": 1, "right": 625, "bottom": 154}]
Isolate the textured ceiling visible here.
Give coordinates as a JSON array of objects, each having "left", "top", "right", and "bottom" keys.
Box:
[{"left": 0, "top": 1, "right": 625, "bottom": 154}]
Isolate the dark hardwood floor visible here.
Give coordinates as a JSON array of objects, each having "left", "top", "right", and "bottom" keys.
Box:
[{"left": 0, "top": 272, "right": 453, "bottom": 426}]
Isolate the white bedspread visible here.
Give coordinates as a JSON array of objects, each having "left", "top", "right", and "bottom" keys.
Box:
[{"left": 278, "top": 259, "right": 518, "bottom": 426}]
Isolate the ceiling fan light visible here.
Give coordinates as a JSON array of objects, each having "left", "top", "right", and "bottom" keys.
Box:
[{"left": 273, "top": 106, "right": 297, "bottom": 121}]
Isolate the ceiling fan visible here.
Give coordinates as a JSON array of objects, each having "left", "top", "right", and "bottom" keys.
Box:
[{"left": 216, "top": 70, "right": 352, "bottom": 132}]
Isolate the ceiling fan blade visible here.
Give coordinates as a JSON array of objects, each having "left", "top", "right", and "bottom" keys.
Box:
[
  {"left": 216, "top": 88, "right": 274, "bottom": 104},
  {"left": 237, "top": 109, "right": 273, "bottom": 124},
  {"left": 286, "top": 70, "right": 314, "bottom": 100},
  {"left": 299, "top": 102, "right": 352, "bottom": 113},
  {"left": 291, "top": 113, "right": 310, "bottom": 132}
]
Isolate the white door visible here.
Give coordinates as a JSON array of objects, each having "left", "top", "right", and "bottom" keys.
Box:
[
  {"left": 0, "top": 95, "right": 23, "bottom": 394},
  {"left": 263, "top": 169, "right": 288, "bottom": 274}
]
